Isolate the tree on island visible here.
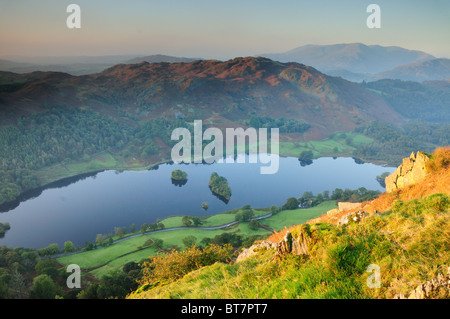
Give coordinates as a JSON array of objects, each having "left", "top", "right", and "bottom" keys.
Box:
[
  {"left": 376, "top": 172, "right": 391, "bottom": 188},
  {"left": 209, "top": 172, "right": 232, "bottom": 202},
  {"left": 298, "top": 150, "right": 314, "bottom": 166},
  {"left": 171, "top": 169, "right": 188, "bottom": 187},
  {"left": 171, "top": 169, "right": 187, "bottom": 181}
]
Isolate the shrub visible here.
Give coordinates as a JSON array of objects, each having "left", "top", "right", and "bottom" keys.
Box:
[
  {"left": 426, "top": 146, "right": 450, "bottom": 172},
  {"left": 139, "top": 244, "right": 234, "bottom": 286}
]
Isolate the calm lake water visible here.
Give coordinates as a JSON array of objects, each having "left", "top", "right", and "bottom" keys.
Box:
[{"left": 0, "top": 155, "right": 395, "bottom": 249}]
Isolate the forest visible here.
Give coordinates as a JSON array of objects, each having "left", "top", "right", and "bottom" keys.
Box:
[{"left": 0, "top": 105, "right": 190, "bottom": 205}]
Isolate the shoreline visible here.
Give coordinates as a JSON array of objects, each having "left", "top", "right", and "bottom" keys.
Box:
[{"left": 0, "top": 149, "right": 392, "bottom": 211}]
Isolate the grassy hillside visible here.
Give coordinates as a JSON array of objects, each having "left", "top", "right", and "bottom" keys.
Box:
[{"left": 129, "top": 192, "right": 449, "bottom": 299}]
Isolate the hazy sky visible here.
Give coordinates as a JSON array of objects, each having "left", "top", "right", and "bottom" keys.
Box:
[{"left": 1, "top": 0, "right": 449, "bottom": 60}]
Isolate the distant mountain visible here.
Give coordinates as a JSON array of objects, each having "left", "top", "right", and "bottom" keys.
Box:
[
  {"left": 371, "top": 58, "right": 450, "bottom": 82},
  {"left": 0, "top": 55, "right": 200, "bottom": 76},
  {"left": 0, "top": 57, "right": 403, "bottom": 139},
  {"left": 261, "top": 43, "right": 434, "bottom": 75},
  {"left": 125, "top": 54, "right": 199, "bottom": 64}
]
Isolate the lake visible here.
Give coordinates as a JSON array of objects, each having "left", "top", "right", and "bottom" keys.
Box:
[{"left": 0, "top": 155, "right": 395, "bottom": 249}]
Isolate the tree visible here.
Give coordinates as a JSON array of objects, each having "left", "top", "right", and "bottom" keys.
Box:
[
  {"left": 38, "top": 243, "right": 59, "bottom": 257},
  {"left": 298, "top": 191, "right": 314, "bottom": 205},
  {"left": 182, "top": 216, "right": 192, "bottom": 227},
  {"left": 248, "top": 219, "right": 260, "bottom": 230},
  {"left": 182, "top": 235, "right": 197, "bottom": 248},
  {"left": 235, "top": 208, "right": 254, "bottom": 222},
  {"left": 270, "top": 205, "right": 280, "bottom": 215},
  {"left": 114, "top": 227, "right": 125, "bottom": 238},
  {"left": 171, "top": 169, "right": 188, "bottom": 181},
  {"left": 192, "top": 217, "right": 203, "bottom": 226},
  {"left": 30, "top": 274, "right": 59, "bottom": 299},
  {"left": 95, "top": 234, "right": 107, "bottom": 246},
  {"left": 140, "top": 223, "right": 148, "bottom": 234},
  {"left": 312, "top": 193, "right": 324, "bottom": 206},
  {"left": 63, "top": 241, "right": 76, "bottom": 254},
  {"left": 282, "top": 197, "right": 299, "bottom": 210},
  {"left": 9, "top": 270, "right": 27, "bottom": 299},
  {"left": 152, "top": 239, "right": 164, "bottom": 249}
]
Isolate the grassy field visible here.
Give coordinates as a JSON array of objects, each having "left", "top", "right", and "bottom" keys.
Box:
[
  {"left": 278, "top": 132, "right": 374, "bottom": 158},
  {"left": 57, "top": 201, "right": 336, "bottom": 278}
]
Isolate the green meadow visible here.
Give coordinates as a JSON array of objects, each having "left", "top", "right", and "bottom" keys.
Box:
[{"left": 57, "top": 201, "right": 337, "bottom": 278}]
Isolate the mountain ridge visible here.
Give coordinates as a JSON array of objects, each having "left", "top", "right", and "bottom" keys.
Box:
[
  {"left": 0, "top": 56, "right": 403, "bottom": 140},
  {"left": 261, "top": 43, "right": 435, "bottom": 74}
]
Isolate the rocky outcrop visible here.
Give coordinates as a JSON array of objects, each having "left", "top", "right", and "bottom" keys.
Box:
[
  {"left": 337, "top": 210, "right": 368, "bottom": 225},
  {"left": 274, "top": 224, "right": 324, "bottom": 260},
  {"left": 385, "top": 151, "right": 430, "bottom": 193},
  {"left": 236, "top": 240, "right": 278, "bottom": 262},
  {"left": 393, "top": 267, "right": 450, "bottom": 299},
  {"left": 338, "top": 202, "right": 362, "bottom": 211}
]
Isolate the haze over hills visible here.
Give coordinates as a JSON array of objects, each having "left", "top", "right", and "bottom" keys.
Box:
[
  {"left": 125, "top": 55, "right": 199, "bottom": 64},
  {"left": 0, "top": 54, "right": 199, "bottom": 76},
  {"left": 260, "top": 43, "right": 435, "bottom": 75},
  {"left": 370, "top": 58, "right": 450, "bottom": 82},
  {"left": 2, "top": 44, "right": 448, "bottom": 83},
  {"left": 0, "top": 57, "right": 403, "bottom": 140}
]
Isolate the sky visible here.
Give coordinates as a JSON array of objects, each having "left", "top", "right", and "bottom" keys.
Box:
[{"left": 1, "top": 0, "right": 449, "bottom": 60}]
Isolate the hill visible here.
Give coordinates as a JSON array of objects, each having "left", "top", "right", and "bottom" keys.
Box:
[
  {"left": 372, "top": 58, "right": 450, "bottom": 82},
  {"left": 125, "top": 54, "right": 198, "bottom": 64},
  {"left": 261, "top": 43, "right": 434, "bottom": 74},
  {"left": 0, "top": 56, "right": 402, "bottom": 139},
  {"left": 0, "top": 55, "right": 197, "bottom": 76},
  {"left": 363, "top": 79, "right": 450, "bottom": 122},
  {"left": 128, "top": 147, "right": 449, "bottom": 299}
]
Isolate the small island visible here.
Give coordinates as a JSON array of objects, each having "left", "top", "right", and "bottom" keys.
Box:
[
  {"left": 209, "top": 172, "right": 232, "bottom": 203},
  {"left": 171, "top": 169, "right": 188, "bottom": 187},
  {"left": 0, "top": 222, "right": 10, "bottom": 238}
]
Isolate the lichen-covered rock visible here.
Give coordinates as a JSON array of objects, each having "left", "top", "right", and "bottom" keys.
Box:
[
  {"left": 236, "top": 240, "right": 278, "bottom": 262},
  {"left": 393, "top": 267, "right": 450, "bottom": 299},
  {"left": 275, "top": 224, "right": 327, "bottom": 259},
  {"left": 337, "top": 210, "right": 368, "bottom": 225},
  {"left": 385, "top": 151, "right": 430, "bottom": 193}
]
